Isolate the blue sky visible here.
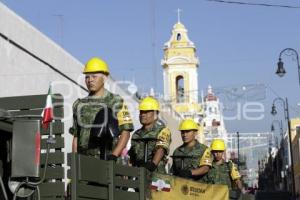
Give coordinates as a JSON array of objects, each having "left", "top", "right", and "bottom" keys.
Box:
[{"left": 1, "top": 0, "right": 300, "bottom": 133}]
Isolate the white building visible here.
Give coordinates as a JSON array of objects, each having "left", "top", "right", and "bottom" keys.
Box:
[{"left": 203, "top": 85, "right": 227, "bottom": 144}]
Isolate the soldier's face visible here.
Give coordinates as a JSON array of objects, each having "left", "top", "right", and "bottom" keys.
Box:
[
  {"left": 139, "top": 110, "right": 157, "bottom": 125},
  {"left": 212, "top": 151, "right": 224, "bottom": 161},
  {"left": 181, "top": 130, "right": 196, "bottom": 144},
  {"left": 85, "top": 73, "right": 106, "bottom": 93}
]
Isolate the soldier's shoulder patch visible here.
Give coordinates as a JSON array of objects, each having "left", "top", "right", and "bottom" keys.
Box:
[
  {"left": 156, "top": 127, "right": 171, "bottom": 149},
  {"left": 230, "top": 163, "right": 241, "bottom": 180},
  {"left": 117, "top": 102, "right": 133, "bottom": 125},
  {"left": 203, "top": 148, "right": 212, "bottom": 159},
  {"left": 158, "top": 127, "right": 171, "bottom": 139},
  {"left": 199, "top": 148, "right": 212, "bottom": 166}
]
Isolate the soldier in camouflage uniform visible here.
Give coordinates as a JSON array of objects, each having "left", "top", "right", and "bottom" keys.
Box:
[
  {"left": 129, "top": 97, "right": 171, "bottom": 173},
  {"left": 69, "top": 57, "right": 134, "bottom": 161},
  {"left": 171, "top": 119, "right": 212, "bottom": 182},
  {"left": 205, "top": 139, "right": 245, "bottom": 193}
]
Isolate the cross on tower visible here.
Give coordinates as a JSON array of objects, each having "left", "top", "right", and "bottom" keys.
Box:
[{"left": 177, "top": 8, "right": 182, "bottom": 23}]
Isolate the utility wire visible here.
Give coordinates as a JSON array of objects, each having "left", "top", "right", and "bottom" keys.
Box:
[
  {"left": 206, "top": 0, "right": 300, "bottom": 9},
  {"left": 0, "top": 31, "right": 88, "bottom": 92}
]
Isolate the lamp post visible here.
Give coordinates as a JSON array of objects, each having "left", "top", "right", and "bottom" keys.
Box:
[
  {"left": 271, "top": 97, "right": 295, "bottom": 197},
  {"left": 237, "top": 131, "right": 240, "bottom": 170},
  {"left": 271, "top": 119, "right": 284, "bottom": 188},
  {"left": 271, "top": 119, "right": 284, "bottom": 139},
  {"left": 276, "top": 48, "right": 300, "bottom": 86}
]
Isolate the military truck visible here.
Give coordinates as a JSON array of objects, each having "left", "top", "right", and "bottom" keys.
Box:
[{"left": 0, "top": 94, "right": 252, "bottom": 200}]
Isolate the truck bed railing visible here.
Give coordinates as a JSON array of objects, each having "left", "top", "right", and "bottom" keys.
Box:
[{"left": 67, "top": 153, "right": 147, "bottom": 200}]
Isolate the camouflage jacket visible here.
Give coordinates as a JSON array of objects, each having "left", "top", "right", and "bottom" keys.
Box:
[
  {"left": 171, "top": 140, "right": 212, "bottom": 182},
  {"left": 128, "top": 121, "right": 171, "bottom": 174},
  {"left": 203, "top": 160, "right": 241, "bottom": 189},
  {"left": 69, "top": 89, "right": 134, "bottom": 156}
]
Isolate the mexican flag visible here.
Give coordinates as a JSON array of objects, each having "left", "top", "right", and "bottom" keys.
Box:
[
  {"left": 151, "top": 177, "right": 171, "bottom": 192},
  {"left": 42, "top": 85, "right": 53, "bottom": 129}
]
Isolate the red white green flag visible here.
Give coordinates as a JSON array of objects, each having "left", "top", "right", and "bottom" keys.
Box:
[
  {"left": 42, "top": 85, "right": 53, "bottom": 129},
  {"left": 151, "top": 177, "right": 171, "bottom": 192}
]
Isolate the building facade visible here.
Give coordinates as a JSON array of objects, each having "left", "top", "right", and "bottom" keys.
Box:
[{"left": 291, "top": 118, "right": 300, "bottom": 196}]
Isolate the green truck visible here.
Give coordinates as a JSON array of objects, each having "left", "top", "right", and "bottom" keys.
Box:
[{"left": 0, "top": 94, "right": 253, "bottom": 200}]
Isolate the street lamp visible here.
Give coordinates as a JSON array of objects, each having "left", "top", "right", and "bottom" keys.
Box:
[
  {"left": 271, "top": 97, "right": 296, "bottom": 197},
  {"left": 276, "top": 48, "right": 300, "bottom": 86}
]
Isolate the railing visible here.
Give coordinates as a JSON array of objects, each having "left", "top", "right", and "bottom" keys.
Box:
[{"left": 67, "top": 153, "right": 147, "bottom": 200}]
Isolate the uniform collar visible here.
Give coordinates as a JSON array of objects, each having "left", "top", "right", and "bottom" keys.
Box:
[
  {"left": 137, "top": 120, "right": 163, "bottom": 136},
  {"left": 178, "top": 140, "right": 200, "bottom": 153},
  {"left": 212, "top": 159, "right": 226, "bottom": 167},
  {"left": 141, "top": 120, "right": 158, "bottom": 132},
  {"left": 87, "top": 89, "right": 109, "bottom": 99}
]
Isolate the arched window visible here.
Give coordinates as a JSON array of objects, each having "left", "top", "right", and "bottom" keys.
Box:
[
  {"left": 176, "top": 75, "right": 184, "bottom": 103},
  {"left": 177, "top": 33, "right": 181, "bottom": 41}
]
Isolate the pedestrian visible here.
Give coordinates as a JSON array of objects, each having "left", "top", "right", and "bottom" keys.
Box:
[
  {"left": 69, "top": 57, "right": 134, "bottom": 161},
  {"left": 128, "top": 96, "right": 171, "bottom": 173},
  {"left": 171, "top": 118, "right": 212, "bottom": 181}
]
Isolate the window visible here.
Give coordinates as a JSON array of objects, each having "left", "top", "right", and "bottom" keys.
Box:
[
  {"left": 177, "top": 33, "right": 181, "bottom": 41},
  {"left": 176, "top": 75, "right": 184, "bottom": 103},
  {"left": 212, "top": 119, "right": 220, "bottom": 127}
]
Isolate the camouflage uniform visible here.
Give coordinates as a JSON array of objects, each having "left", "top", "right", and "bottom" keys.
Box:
[
  {"left": 204, "top": 160, "right": 241, "bottom": 189},
  {"left": 171, "top": 141, "right": 212, "bottom": 182},
  {"left": 128, "top": 120, "right": 171, "bottom": 174},
  {"left": 69, "top": 89, "right": 134, "bottom": 157}
]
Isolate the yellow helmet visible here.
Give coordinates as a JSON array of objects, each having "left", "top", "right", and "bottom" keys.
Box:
[
  {"left": 83, "top": 57, "right": 109, "bottom": 74},
  {"left": 179, "top": 118, "right": 199, "bottom": 131},
  {"left": 139, "top": 97, "right": 160, "bottom": 111},
  {"left": 211, "top": 139, "right": 226, "bottom": 151}
]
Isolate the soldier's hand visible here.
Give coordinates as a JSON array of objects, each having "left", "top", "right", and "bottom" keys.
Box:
[
  {"left": 177, "top": 170, "right": 192, "bottom": 178},
  {"left": 107, "top": 154, "right": 118, "bottom": 162},
  {"left": 141, "top": 161, "right": 157, "bottom": 172}
]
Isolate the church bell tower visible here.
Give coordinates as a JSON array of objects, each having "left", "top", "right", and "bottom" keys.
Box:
[{"left": 161, "top": 16, "right": 202, "bottom": 121}]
